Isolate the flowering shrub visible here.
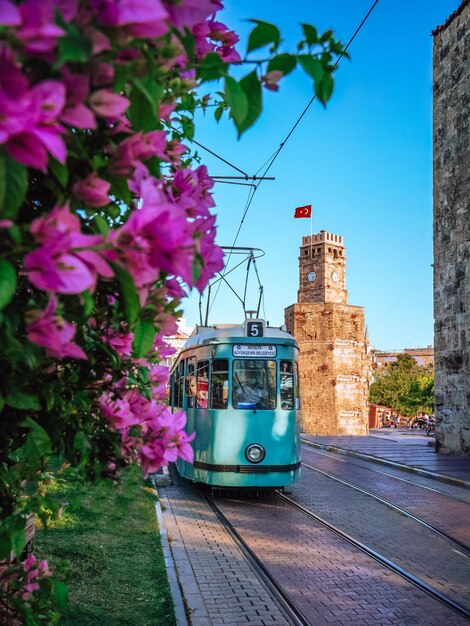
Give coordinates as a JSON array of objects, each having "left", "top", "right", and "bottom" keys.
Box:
[{"left": 0, "top": 0, "right": 344, "bottom": 621}]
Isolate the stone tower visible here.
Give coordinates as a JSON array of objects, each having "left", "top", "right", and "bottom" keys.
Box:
[
  {"left": 432, "top": 1, "right": 470, "bottom": 455},
  {"left": 285, "top": 231, "right": 370, "bottom": 435}
]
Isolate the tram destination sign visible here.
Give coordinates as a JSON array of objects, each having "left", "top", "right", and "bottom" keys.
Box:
[{"left": 232, "top": 344, "right": 277, "bottom": 357}]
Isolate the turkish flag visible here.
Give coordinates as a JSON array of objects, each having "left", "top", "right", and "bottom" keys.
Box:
[{"left": 294, "top": 205, "right": 312, "bottom": 218}]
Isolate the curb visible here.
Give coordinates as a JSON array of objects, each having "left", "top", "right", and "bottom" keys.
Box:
[
  {"left": 152, "top": 470, "right": 214, "bottom": 626},
  {"left": 301, "top": 439, "right": 470, "bottom": 490}
]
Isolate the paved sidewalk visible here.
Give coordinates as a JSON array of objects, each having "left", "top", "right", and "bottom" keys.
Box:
[{"left": 302, "top": 428, "right": 470, "bottom": 488}]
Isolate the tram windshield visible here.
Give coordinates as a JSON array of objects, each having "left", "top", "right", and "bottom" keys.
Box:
[{"left": 232, "top": 360, "right": 276, "bottom": 410}]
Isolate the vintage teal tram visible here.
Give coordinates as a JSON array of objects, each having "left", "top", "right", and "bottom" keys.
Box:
[{"left": 169, "top": 318, "right": 301, "bottom": 488}]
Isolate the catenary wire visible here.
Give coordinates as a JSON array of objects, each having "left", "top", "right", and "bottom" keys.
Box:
[{"left": 207, "top": 0, "right": 380, "bottom": 319}]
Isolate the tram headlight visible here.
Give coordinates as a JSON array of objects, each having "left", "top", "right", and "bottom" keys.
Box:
[{"left": 245, "top": 444, "right": 265, "bottom": 464}]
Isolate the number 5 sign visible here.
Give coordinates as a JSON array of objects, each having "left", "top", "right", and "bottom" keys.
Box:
[{"left": 246, "top": 321, "right": 264, "bottom": 337}]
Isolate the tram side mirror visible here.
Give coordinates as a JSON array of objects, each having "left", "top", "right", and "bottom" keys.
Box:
[{"left": 185, "top": 375, "right": 196, "bottom": 396}]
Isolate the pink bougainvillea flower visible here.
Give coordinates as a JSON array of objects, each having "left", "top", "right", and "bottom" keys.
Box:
[
  {"left": 158, "top": 102, "right": 176, "bottom": 121},
  {"left": 15, "top": 0, "right": 66, "bottom": 56},
  {"left": 110, "top": 130, "right": 167, "bottom": 176},
  {"left": 101, "top": 327, "right": 134, "bottom": 357},
  {"left": 0, "top": 48, "right": 67, "bottom": 171},
  {"left": 26, "top": 204, "right": 113, "bottom": 293},
  {"left": 164, "top": 0, "right": 222, "bottom": 31},
  {"left": 60, "top": 68, "right": 96, "bottom": 129},
  {"left": 170, "top": 165, "right": 215, "bottom": 216},
  {"left": 0, "top": 1, "right": 22, "bottom": 26},
  {"left": 193, "top": 19, "right": 240, "bottom": 63},
  {"left": 73, "top": 173, "right": 111, "bottom": 207},
  {"left": 27, "top": 296, "right": 87, "bottom": 359},
  {"left": 0, "top": 220, "right": 13, "bottom": 228},
  {"left": 262, "top": 70, "right": 283, "bottom": 92},
  {"left": 25, "top": 245, "right": 97, "bottom": 293},
  {"left": 105, "top": 173, "right": 194, "bottom": 287},
  {"left": 91, "top": 0, "right": 169, "bottom": 38},
  {"left": 89, "top": 89, "right": 129, "bottom": 119},
  {"left": 165, "top": 138, "right": 187, "bottom": 162}
]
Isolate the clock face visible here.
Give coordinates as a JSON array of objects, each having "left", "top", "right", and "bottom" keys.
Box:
[
  {"left": 308, "top": 271, "right": 316, "bottom": 282},
  {"left": 331, "top": 271, "right": 339, "bottom": 283}
]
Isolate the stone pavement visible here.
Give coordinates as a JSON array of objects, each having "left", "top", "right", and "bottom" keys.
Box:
[
  {"left": 302, "top": 428, "right": 470, "bottom": 488},
  {"left": 154, "top": 430, "right": 470, "bottom": 625}
]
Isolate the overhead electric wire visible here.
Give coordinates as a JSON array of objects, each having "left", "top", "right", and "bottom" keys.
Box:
[{"left": 204, "top": 0, "right": 380, "bottom": 321}]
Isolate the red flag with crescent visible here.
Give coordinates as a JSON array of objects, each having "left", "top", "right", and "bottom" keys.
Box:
[{"left": 294, "top": 205, "right": 312, "bottom": 218}]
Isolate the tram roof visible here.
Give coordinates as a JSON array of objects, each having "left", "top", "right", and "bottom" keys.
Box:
[{"left": 183, "top": 322, "right": 296, "bottom": 348}]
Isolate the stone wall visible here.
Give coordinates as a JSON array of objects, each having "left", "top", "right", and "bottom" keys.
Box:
[
  {"left": 433, "top": 1, "right": 470, "bottom": 454},
  {"left": 285, "top": 303, "right": 369, "bottom": 435}
]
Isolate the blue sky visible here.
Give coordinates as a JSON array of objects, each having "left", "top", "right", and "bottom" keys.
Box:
[{"left": 183, "top": 0, "right": 460, "bottom": 351}]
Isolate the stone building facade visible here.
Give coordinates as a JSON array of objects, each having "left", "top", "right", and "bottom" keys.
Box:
[
  {"left": 285, "top": 231, "right": 370, "bottom": 435},
  {"left": 433, "top": 0, "right": 470, "bottom": 455}
]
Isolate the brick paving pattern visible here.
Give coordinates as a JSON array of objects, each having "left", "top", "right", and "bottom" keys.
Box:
[
  {"left": 159, "top": 473, "right": 293, "bottom": 626},
  {"left": 300, "top": 445, "right": 470, "bottom": 547},
  {"left": 158, "top": 433, "right": 470, "bottom": 626},
  {"left": 216, "top": 494, "right": 468, "bottom": 626},
  {"left": 288, "top": 456, "right": 470, "bottom": 610}
]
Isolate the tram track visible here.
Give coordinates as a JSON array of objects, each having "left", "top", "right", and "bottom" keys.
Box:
[
  {"left": 300, "top": 459, "right": 470, "bottom": 555},
  {"left": 301, "top": 441, "right": 470, "bottom": 505},
  {"left": 200, "top": 489, "right": 310, "bottom": 626},
  {"left": 275, "top": 491, "right": 470, "bottom": 622},
  {"left": 201, "top": 484, "right": 470, "bottom": 624}
]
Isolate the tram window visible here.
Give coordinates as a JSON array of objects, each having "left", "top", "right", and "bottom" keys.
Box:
[
  {"left": 211, "top": 359, "right": 228, "bottom": 409},
  {"left": 232, "top": 360, "right": 276, "bottom": 410},
  {"left": 169, "top": 372, "right": 176, "bottom": 408},
  {"left": 294, "top": 362, "right": 300, "bottom": 409},
  {"left": 186, "top": 359, "right": 196, "bottom": 408},
  {"left": 196, "top": 360, "right": 209, "bottom": 409},
  {"left": 280, "top": 360, "right": 294, "bottom": 410},
  {"left": 174, "top": 361, "right": 185, "bottom": 408}
]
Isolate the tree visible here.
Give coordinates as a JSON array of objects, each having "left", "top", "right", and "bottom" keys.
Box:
[
  {"left": 370, "top": 354, "right": 434, "bottom": 418},
  {"left": 0, "top": 1, "right": 346, "bottom": 621}
]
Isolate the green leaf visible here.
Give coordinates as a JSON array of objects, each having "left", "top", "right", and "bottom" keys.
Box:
[
  {"left": 301, "top": 24, "right": 319, "bottom": 46},
  {"left": 297, "top": 55, "right": 324, "bottom": 83},
  {"left": 137, "top": 366, "right": 150, "bottom": 384},
  {"left": 238, "top": 71, "right": 262, "bottom": 134},
  {"left": 224, "top": 76, "right": 248, "bottom": 132},
  {"left": 316, "top": 72, "right": 334, "bottom": 104},
  {"left": 22, "top": 417, "right": 52, "bottom": 467},
  {"left": 267, "top": 53, "right": 297, "bottom": 76},
  {"left": 132, "top": 320, "right": 156, "bottom": 359},
  {"left": 247, "top": 20, "right": 280, "bottom": 53},
  {"left": 56, "top": 22, "right": 92, "bottom": 66},
  {"left": 128, "top": 78, "right": 163, "bottom": 133},
  {"left": 109, "top": 174, "right": 131, "bottom": 206},
  {"left": 112, "top": 264, "right": 140, "bottom": 325},
  {"left": 0, "top": 260, "right": 16, "bottom": 310},
  {"left": 0, "top": 151, "right": 28, "bottom": 220},
  {"left": 0, "top": 393, "right": 4, "bottom": 413},
  {"left": 131, "top": 77, "right": 163, "bottom": 118},
  {"left": 198, "top": 52, "right": 228, "bottom": 82},
  {"left": 53, "top": 581, "right": 69, "bottom": 611},
  {"left": 82, "top": 290, "right": 94, "bottom": 316},
  {"left": 214, "top": 104, "right": 224, "bottom": 123},
  {"left": 6, "top": 390, "right": 40, "bottom": 410},
  {"left": 49, "top": 156, "right": 69, "bottom": 187},
  {"left": 94, "top": 214, "right": 109, "bottom": 236}
]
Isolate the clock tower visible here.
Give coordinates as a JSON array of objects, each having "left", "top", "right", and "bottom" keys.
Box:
[
  {"left": 285, "top": 230, "right": 370, "bottom": 436},
  {"left": 298, "top": 231, "right": 347, "bottom": 304}
]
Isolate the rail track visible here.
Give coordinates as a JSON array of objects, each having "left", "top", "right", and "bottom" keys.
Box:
[
  {"left": 201, "top": 474, "right": 470, "bottom": 625},
  {"left": 301, "top": 442, "right": 470, "bottom": 505},
  {"left": 300, "top": 459, "right": 470, "bottom": 555},
  {"left": 201, "top": 489, "right": 310, "bottom": 626},
  {"left": 275, "top": 491, "right": 470, "bottom": 622}
]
